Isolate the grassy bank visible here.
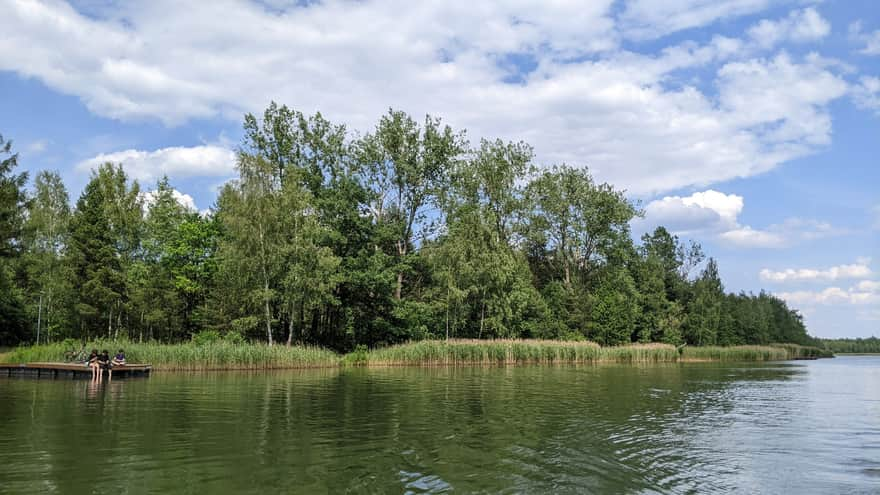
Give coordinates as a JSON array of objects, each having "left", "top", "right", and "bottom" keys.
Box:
[
  {"left": 769, "top": 343, "right": 834, "bottom": 359},
  {"left": 681, "top": 345, "right": 788, "bottom": 362},
  {"left": 349, "top": 340, "right": 832, "bottom": 366},
  {"left": 344, "top": 340, "right": 681, "bottom": 366},
  {"left": 0, "top": 340, "right": 339, "bottom": 371},
  {"left": 681, "top": 343, "right": 831, "bottom": 362},
  {"left": 1, "top": 339, "right": 832, "bottom": 370}
]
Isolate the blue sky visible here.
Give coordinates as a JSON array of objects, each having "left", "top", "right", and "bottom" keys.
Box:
[{"left": 0, "top": 0, "right": 877, "bottom": 338}]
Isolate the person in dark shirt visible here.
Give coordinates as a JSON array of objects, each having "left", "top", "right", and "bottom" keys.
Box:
[{"left": 97, "top": 350, "right": 111, "bottom": 379}]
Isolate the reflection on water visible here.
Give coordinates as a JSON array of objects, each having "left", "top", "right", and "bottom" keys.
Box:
[{"left": 1, "top": 358, "right": 878, "bottom": 494}]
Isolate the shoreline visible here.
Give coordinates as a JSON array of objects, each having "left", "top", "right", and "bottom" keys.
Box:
[{"left": 0, "top": 339, "right": 833, "bottom": 372}]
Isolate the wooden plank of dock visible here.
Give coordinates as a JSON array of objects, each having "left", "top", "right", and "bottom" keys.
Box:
[{"left": 0, "top": 362, "right": 152, "bottom": 378}]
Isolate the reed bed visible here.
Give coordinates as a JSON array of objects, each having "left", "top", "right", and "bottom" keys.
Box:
[
  {"left": 681, "top": 345, "right": 789, "bottom": 362},
  {"left": 599, "top": 343, "right": 681, "bottom": 363},
  {"left": 681, "top": 344, "right": 833, "bottom": 362},
  {"left": 344, "top": 339, "right": 681, "bottom": 366},
  {"left": 0, "top": 340, "right": 340, "bottom": 370},
  {"left": 769, "top": 343, "right": 834, "bottom": 359},
  {"left": 2, "top": 339, "right": 832, "bottom": 371}
]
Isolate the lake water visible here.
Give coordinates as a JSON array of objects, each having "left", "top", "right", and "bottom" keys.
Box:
[{"left": 1, "top": 356, "right": 878, "bottom": 494}]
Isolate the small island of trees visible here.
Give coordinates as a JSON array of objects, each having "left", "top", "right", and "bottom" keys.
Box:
[{"left": 0, "top": 104, "right": 820, "bottom": 352}]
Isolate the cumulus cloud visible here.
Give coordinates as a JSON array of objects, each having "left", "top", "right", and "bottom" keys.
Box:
[
  {"left": 717, "top": 53, "right": 848, "bottom": 149},
  {"left": 760, "top": 259, "right": 873, "bottom": 282},
  {"left": 619, "top": 0, "right": 776, "bottom": 41},
  {"left": 718, "top": 226, "right": 786, "bottom": 248},
  {"left": 641, "top": 190, "right": 839, "bottom": 248},
  {"left": 140, "top": 188, "right": 198, "bottom": 212},
  {"left": 856, "top": 280, "right": 880, "bottom": 292},
  {"left": 852, "top": 76, "right": 880, "bottom": 115},
  {"left": 778, "top": 282, "right": 880, "bottom": 306},
  {"left": 720, "top": 218, "right": 841, "bottom": 248},
  {"left": 849, "top": 21, "right": 880, "bottom": 56},
  {"left": 0, "top": 1, "right": 858, "bottom": 194},
  {"left": 76, "top": 145, "right": 237, "bottom": 183},
  {"left": 747, "top": 8, "right": 830, "bottom": 49},
  {"left": 642, "top": 190, "right": 742, "bottom": 233}
]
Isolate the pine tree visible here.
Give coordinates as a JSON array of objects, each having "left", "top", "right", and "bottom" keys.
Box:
[{"left": 67, "top": 165, "right": 129, "bottom": 338}]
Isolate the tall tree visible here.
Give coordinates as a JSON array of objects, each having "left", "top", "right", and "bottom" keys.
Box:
[
  {"left": 278, "top": 177, "right": 341, "bottom": 346},
  {"left": 526, "top": 166, "right": 637, "bottom": 290},
  {"left": 0, "top": 135, "right": 29, "bottom": 345},
  {"left": 68, "top": 166, "right": 126, "bottom": 338},
  {"left": 0, "top": 134, "right": 28, "bottom": 258},
  {"left": 358, "top": 110, "right": 465, "bottom": 300},
  {"left": 640, "top": 226, "right": 704, "bottom": 303},
  {"left": 216, "top": 155, "right": 285, "bottom": 345},
  {"left": 590, "top": 267, "right": 641, "bottom": 346},
  {"left": 685, "top": 258, "right": 724, "bottom": 345},
  {"left": 130, "top": 177, "right": 192, "bottom": 341},
  {"left": 22, "top": 171, "right": 72, "bottom": 343}
]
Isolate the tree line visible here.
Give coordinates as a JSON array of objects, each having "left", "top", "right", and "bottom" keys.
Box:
[
  {"left": 0, "top": 104, "right": 819, "bottom": 350},
  {"left": 820, "top": 338, "right": 880, "bottom": 354}
]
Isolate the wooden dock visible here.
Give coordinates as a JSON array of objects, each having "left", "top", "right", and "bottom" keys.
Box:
[{"left": 0, "top": 362, "right": 152, "bottom": 379}]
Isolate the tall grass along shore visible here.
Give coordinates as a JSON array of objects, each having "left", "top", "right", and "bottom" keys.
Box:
[
  {"left": 343, "top": 340, "right": 681, "bottom": 366},
  {"left": 1, "top": 340, "right": 339, "bottom": 371},
  {"left": 1, "top": 339, "right": 832, "bottom": 371}
]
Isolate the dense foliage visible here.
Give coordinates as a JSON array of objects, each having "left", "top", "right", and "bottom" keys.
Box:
[
  {"left": 820, "top": 337, "right": 880, "bottom": 353},
  {"left": 0, "top": 106, "right": 819, "bottom": 350}
]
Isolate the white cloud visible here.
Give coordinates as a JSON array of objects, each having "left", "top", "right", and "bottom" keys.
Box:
[
  {"left": 0, "top": 1, "right": 857, "bottom": 194},
  {"left": 717, "top": 53, "right": 848, "bottom": 149},
  {"left": 642, "top": 190, "right": 839, "bottom": 248},
  {"left": 140, "top": 188, "right": 198, "bottom": 212},
  {"left": 643, "top": 190, "right": 742, "bottom": 232},
  {"left": 760, "top": 259, "right": 873, "bottom": 282},
  {"left": 720, "top": 218, "right": 842, "bottom": 248},
  {"left": 747, "top": 8, "right": 830, "bottom": 49},
  {"left": 76, "top": 145, "right": 237, "bottom": 183},
  {"left": 856, "top": 280, "right": 880, "bottom": 292},
  {"left": 852, "top": 76, "right": 880, "bottom": 115},
  {"left": 849, "top": 21, "right": 880, "bottom": 56},
  {"left": 619, "top": 0, "right": 775, "bottom": 40},
  {"left": 719, "top": 226, "right": 786, "bottom": 248},
  {"left": 778, "top": 279, "right": 880, "bottom": 306}
]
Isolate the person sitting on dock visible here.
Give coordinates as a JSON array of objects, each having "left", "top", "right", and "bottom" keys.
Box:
[
  {"left": 112, "top": 349, "right": 126, "bottom": 367},
  {"left": 109, "top": 349, "right": 126, "bottom": 379},
  {"left": 87, "top": 349, "right": 100, "bottom": 379},
  {"left": 97, "top": 350, "right": 111, "bottom": 378}
]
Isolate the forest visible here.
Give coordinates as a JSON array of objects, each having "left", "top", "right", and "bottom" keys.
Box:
[
  {"left": 820, "top": 337, "right": 880, "bottom": 354},
  {"left": 0, "top": 104, "right": 819, "bottom": 350}
]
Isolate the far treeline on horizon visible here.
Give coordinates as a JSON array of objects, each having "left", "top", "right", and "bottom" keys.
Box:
[{"left": 0, "top": 104, "right": 871, "bottom": 352}]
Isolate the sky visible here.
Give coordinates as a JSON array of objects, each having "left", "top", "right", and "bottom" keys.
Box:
[{"left": 0, "top": 0, "right": 877, "bottom": 338}]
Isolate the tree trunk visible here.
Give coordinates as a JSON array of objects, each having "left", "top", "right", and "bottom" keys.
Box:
[
  {"left": 264, "top": 283, "right": 273, "bottom": 346},
  {"left": 286, "top": 306, "right": 295, "bottom": 347},
  {"left": 445, "top": 287, "right": 450, "bottom": 341},
  {"left": 395, "top": 271, "right": 404, "bottom": 300},
  {"left": 395, "top": 240, "right": 406, "bottom": 300},
  {"left": 478, "top": 300, "right": 485, "bottom": 339}
]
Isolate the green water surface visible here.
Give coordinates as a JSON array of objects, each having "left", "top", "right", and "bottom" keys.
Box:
[{"left": 1, "top": 356, "right": 878, "bottom": 494}]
